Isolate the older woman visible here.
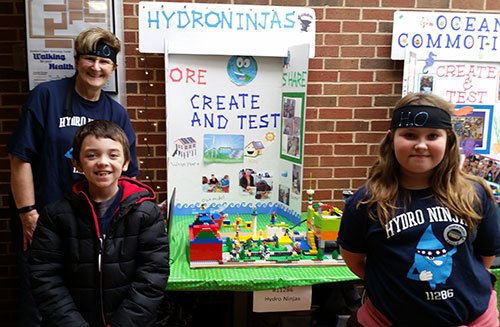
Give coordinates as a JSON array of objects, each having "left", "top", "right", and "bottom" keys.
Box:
[{"left": 7, "top": 27, "right": 138, "bottom": 326}]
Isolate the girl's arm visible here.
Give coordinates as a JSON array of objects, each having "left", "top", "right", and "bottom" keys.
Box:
[
  {"left": 481, "top": 255, "right": 496, "bottom": 269},
  {"left": 340, "top": 246, "right": 366, "bottom": 279}
]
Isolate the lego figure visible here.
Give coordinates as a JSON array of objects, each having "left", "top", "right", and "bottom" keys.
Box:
[
  {"left": 270, "top": 211, "right": 277, "bottom": 225},
  {"left": 234, "top": 217, "right": 242, "bottom": 232},
  {"left": 229, "top": 249, "right": 238, "bottom": 261},
  {"left": 292, "top": 241, "right": 302, "bottom": 256},
  {"left": 259, "top": 243, "right": 270, "bottom": 260}
]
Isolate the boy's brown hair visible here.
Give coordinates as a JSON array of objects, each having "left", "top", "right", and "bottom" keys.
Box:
[{"left": 72, "top": 120, "right": 130, "bottom": 164}]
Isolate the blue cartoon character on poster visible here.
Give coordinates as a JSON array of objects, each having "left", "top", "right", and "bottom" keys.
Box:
[
  {"left": 227, "top": 56, "right": 257, "bottom": 85},
  {"left": 407, "top": 225, "right": 458, "bottom": 290}
]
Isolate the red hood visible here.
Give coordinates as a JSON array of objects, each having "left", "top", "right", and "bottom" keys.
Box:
[{"left": 72, "top": 177, "right": 156, "bottom": 205}]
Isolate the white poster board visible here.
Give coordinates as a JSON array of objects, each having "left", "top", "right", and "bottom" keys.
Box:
[
  {"left": 139, "top": 2, "right": 316, "bottom": 58},
  {"left": 165, "top": 44, "right": 309, "bottom": 223},
  {"left": 394, "top": 10, "right": 500, "bottom": 162},
  {"left": 25, "top": 0, "right": 117, "bottom": 92},
  {"left": 392, "top": 11, "right": 500, "bottom": 62},
  {"left": 138, "top": 2, "right": 315, "bottom": 222},
  {"left": 402, "top": 50, "right": 499, "bottom": 158}
]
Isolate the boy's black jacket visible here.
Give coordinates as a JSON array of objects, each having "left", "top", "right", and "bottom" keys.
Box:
[{"left": 30, "top": 177, "right": 170, "bottom": 327}]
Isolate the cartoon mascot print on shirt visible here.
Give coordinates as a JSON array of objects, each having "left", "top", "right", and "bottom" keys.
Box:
[{"left": 407, "top": 225, "right": 457, "bottom": 290}]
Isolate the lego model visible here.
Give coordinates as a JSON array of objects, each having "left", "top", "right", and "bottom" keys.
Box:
[
  {"left": 305, "top": 191, "right": 343, "bottom": 255},
  {"left": 188, "top": 187, "right": 348, "bottom": 268},
  {"left": 189, "top": 207, "right": 226, "bottom": 262}
]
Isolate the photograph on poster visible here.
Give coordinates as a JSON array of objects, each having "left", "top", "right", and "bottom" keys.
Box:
[
  {"left": 292, "top": 164, "right": 301, "bottom": 195},
  {"left": 238, "top": 168, "right": 273, "bottom": 200},
  {"left": 287, "top": 136, "right": 300, "bottom": 157},
  {"left": 283, "top": 118, "right": 293, "bottom": 135},
  {"left": 279, "top": 184, "right": 290, "bottom": 205},
  {"left": 462, "top": 153, "right": 500, "bottom": 184},
  {"left": 203, "top": 134, "right": 244, "bottom": 163},
  {"left": 239, "top": 168, "right": 256, "bottom": 193},
  {"left": 452, "top": 112, "right": 485, "bottom": 152},
  {"left": 418, "top": 74, "right": 435, "bottom": 93},
  {"left": 293, "top": 117, "right": 301, "bottom": 136},
  {"left": 202, "top": 173, "right": 230, "bottom": 193},
  {"left": 281, "top": 93, "right": 304, "bottom": 163},
  {"left": 283, "top": 97, "right": 296, "bottom": 118},
  {"left": 255, "top": 172, "right": 273, "bottom": 200}
]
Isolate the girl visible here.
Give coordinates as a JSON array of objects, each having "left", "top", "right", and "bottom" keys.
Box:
[{"left": 338, "top": 93, "right": 500, "bottom": 326}]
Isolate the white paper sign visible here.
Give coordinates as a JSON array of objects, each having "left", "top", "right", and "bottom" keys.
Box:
[
  {"left": 392, "top": 11, "right": 500, "bottom": 62},
  {"left": 253, "top": 286, "right": 312, "bottom": 312},
  {"left": 139, "top": 2, "right": 315, "bottom": 57}
]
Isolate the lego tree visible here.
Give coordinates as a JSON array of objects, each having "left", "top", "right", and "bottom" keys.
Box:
[
  {"left": 273, "top": 235, "right": 280, "bottom": 249},
  {"left": 225, "top": 237, "right": 233, "bottom": 252},
  {"left": 239, "top": 248, "right": 247, "bottom": 260}
]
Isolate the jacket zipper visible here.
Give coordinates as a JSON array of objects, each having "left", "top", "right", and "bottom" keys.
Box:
[{"left": 98, "top": 234, "right": 107, "bottom": 326}]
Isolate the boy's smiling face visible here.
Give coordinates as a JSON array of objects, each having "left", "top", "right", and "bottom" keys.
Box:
[{"left": 72, "top": 135, "right": 129, "bottom": 202}]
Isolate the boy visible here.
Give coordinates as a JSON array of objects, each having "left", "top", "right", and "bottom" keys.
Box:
[{"left": 29, "top": 120, "right": 169, "bottom": 326}]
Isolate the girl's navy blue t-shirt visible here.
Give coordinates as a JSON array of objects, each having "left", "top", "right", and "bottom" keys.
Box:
[{"left": 338, "top": 185, "right": 500, "bottom": 326}]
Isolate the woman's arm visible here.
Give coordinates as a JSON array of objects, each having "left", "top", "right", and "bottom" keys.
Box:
[
  {"left": 340, "top": 246, "right": 366, "bottom": 279},
  {"left": 9, "top": 154, "right": 39, "bottom": 250}
]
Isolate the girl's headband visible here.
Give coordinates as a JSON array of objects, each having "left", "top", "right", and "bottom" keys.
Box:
[
  {"left": 390, "top": 105, "right": 452, "bottom": 129},
  {"left": 79, "top": 41, "right": 117, "bottom": 64}
]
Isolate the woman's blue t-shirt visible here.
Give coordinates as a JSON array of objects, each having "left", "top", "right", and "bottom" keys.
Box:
[{"left": 6, "top": 77, "right": 139, "bottom": 209}]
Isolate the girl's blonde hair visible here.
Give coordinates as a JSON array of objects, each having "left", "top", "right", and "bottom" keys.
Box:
[{"left": 361, "top": 92, "right": 493, "bottom": 230}]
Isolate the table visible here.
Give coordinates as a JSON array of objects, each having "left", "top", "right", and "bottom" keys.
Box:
[{"left": 166, "top": 214, "right": 358, "bottom": 292}]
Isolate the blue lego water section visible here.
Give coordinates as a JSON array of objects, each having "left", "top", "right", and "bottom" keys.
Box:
[{"left": 174, "top": 202, "right": 302, "bottom": 225}]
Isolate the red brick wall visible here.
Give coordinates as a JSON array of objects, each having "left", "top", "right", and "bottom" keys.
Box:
[
  {"left": 1, "top": 0, "right": 28, "bottom": 323},
  {"left": 2, "top": 0, "right": 500, "bottom": 325}
]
